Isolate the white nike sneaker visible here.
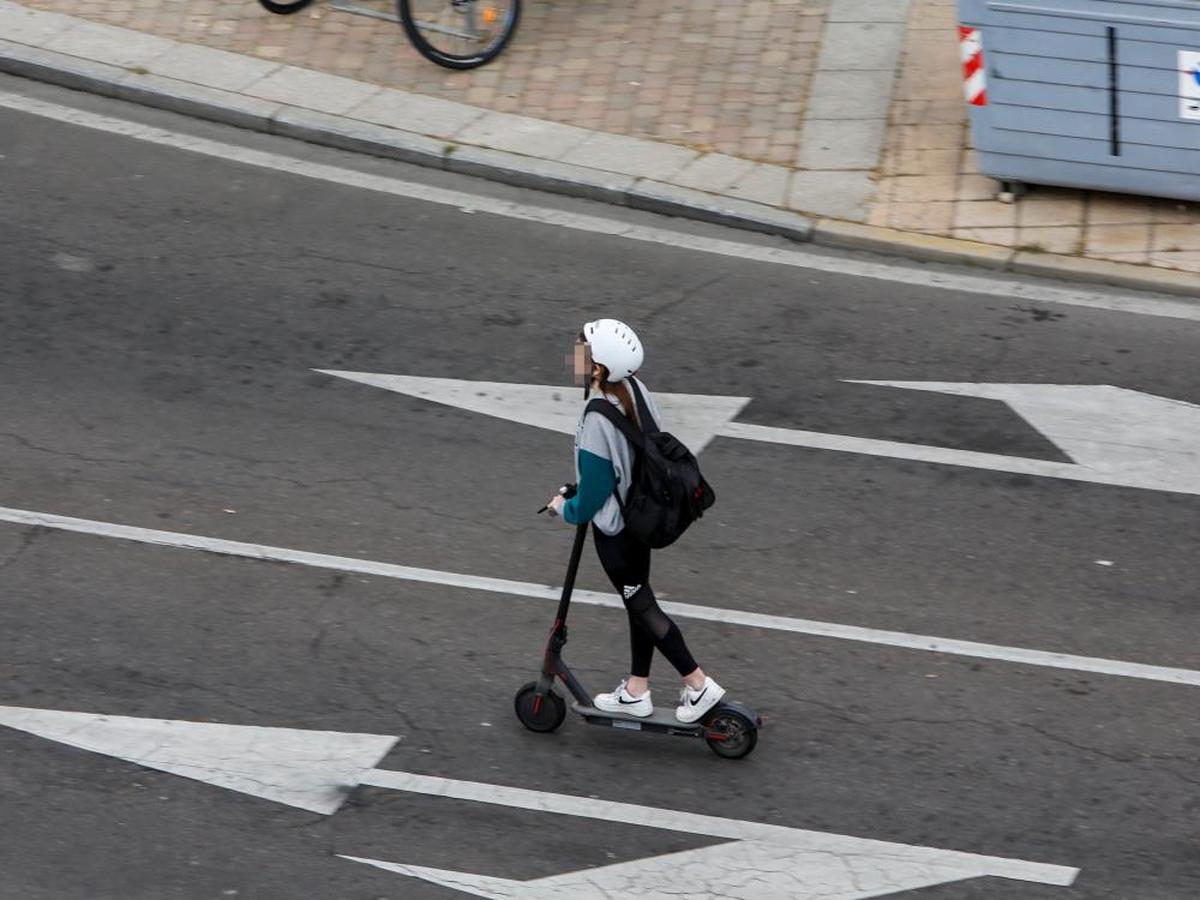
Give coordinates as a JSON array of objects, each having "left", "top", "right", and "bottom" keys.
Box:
[
  {"left": 675, "top": 676, "right": 726, "bottom": 723},
  {"left": 593, "top": 680, "right": 653, "bottom": 718}
]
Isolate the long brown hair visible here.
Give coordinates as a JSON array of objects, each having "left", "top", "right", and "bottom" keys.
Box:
[{"left": 596, "top": 365, "right": 638, "bottom": 425}]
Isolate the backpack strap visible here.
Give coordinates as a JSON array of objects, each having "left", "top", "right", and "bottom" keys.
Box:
[
  {"left": 626, "top": 378, "right": 659, "bottom": 434},
  {"left": 585, "top": 397, "right": 644, "bottom": 450},
  {"left": 584, "top": 398, "right": 644, "bottom": 514}
]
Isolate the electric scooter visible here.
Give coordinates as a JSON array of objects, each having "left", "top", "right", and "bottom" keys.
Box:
[{"left": 514, "top": 491, "right": 761, "bottom": 759}]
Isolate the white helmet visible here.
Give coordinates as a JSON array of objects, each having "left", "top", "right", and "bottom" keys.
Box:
[{"left": 583, "top": 319, "right": 643, "bottom": 382}]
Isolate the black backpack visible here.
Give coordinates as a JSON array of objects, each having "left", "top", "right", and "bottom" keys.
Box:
[{"left": 585, "top": 379, "right": 715, "bottom": 549}]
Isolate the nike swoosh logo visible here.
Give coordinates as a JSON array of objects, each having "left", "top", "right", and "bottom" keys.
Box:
[
  {"left": 618, "top": 696, "right": 645, "bottom": 705},
  {"left": 688, "top": 687, "right": 707, "bottom": 705}
]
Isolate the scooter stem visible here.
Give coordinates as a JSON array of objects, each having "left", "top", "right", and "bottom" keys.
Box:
[{"left": 554, "top": 522, "right": 589, "bottom": 627}]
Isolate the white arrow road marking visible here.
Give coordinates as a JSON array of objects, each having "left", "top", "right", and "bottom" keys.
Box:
[
  {"left": 0, "top": 706, "right": 396, "bottom": 814},
  {"left": 320, "top": 373, "right": 1200, "bottom": 497},
  {"left": 723, "top": 420, "right": 1100, "bottom": 482},
  {"left": 850, "top": 382, "right": 1200, "bottom": 494},
  {"left": 341, "top": 843, "right": 986, "bottom": 899},
  {"left": 353, "top": 769, "right": 1077, "bottom": 894},
  {"left": 316, "top": 371, "right": 751, "bottom": 454},
  {"left": 0, "top": 706, "right": 1078, "bottom": 897},
  {"left": 3, "top": 504, "right": 1200, "bottom": 686}
]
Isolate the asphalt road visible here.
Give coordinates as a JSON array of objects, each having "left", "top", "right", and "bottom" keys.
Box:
[{"left": 1, "top": 75, "right": 1198, "bottom": 899}]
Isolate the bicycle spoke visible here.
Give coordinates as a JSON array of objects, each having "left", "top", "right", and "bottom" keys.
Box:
[{"left": 400, "top": 0, "right": 517, "bottom": 64}]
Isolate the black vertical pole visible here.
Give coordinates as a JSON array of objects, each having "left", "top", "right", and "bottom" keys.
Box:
[
  {"left": 554, "top": 523, "right": 589, "bottom": 624},
  {"left": 1108, "top": 26, "right": 1121, "bottom": 156}
]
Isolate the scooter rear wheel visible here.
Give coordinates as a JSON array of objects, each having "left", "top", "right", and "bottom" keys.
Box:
[
  {"left": 704, "top": 706, "right": 758, "bottom": 759},
  {"left": 514, "top": 681, "right": 566, "bottom": 733}
]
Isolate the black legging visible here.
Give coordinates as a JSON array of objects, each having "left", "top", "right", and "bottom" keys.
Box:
[{"left": 593, "top": 528, "right": 698, "bottom": 679}]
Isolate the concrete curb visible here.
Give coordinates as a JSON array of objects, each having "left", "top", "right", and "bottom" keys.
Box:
[
  {"left": 1008, "top": 252, "right": 1200, "bottom": 297},
  {"left": 811, "top": 219, "right": 1012, "bottom": 270},
  {"left": 809, "top": 220, "right": 1197, "bottom": 298},
  {"left": 0, "top": 38, "right": 125, "bottom": 96},
  {"left": 1, "top": 40, "right": 1195, "bottom": 299},
  {"left": 628, "top": 180, "right": 813, "bottom": 242},
  {"left": 270, "top": 106, "right": 448, "bottom": 169},
  {"left": 443, "top": 144, "right": 636, "bottom": 206}
]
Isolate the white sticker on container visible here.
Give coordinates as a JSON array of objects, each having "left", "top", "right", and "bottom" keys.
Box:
[{"left": 1180, "top": 50, "right": 1200, "bottom": 121}]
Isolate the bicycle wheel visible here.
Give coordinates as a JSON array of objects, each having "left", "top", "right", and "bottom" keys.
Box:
[
  {"left": 398, "top": 0, "right": 519, "bottom": 69},
  {"left": 258, "top": 0, "right": 314, "bottom": 13}
]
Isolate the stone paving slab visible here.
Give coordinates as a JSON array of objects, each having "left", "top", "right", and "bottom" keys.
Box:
[
  {"left": 789, "top": 170, "right": 875, "bottom": 221},
  {"left": 44, "top": 17, "right": 175, "bottom": 68},
  {"left": 826, "top": 0, "right": 910, "bottom": 22},
  {"left": 672, "top": 153, "right": 758, "bottom": 194},
  {"left": 558, "top": 131, "right": 698, "bottom": 182},
  {"left": 1, "top": 0, "right": 70, "bottom": 43},
  {"left": 805, "top": 70, "right": 893, "bottom": 120},
  {"left": 247, "top": 64, "right": 382, "bottom": 115},
  {"left": 790, "top": 0, "right": 910, "bottom": 201},
  {"left": 455, "top": 111, "right": 593, "bottom": 159},
  {"left": 797, "top": 118, "right": 886, "bottom": 170},
  {"left": 148, "top": 42, "right": 281, "bottom": 93},
  {"left": 723, "top": 163, "right": 790, "bottom": 207},
  {"left": 2, "top": 0, "right": 1198, "bottom": 285},
  {"left": 349, "top": 88, "right": 486, "bottom": 136},
  {"left": 816, "top": 21, "right": 905, "bottom": 71}
]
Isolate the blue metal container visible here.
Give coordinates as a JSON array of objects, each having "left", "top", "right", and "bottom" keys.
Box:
[{"left": 957, "top": 0, "right": 1200, "bottom": 201}]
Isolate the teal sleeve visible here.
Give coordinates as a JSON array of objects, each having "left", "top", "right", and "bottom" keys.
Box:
[{"left": 563, "top": 450, "right": 616, "bottom": 525}]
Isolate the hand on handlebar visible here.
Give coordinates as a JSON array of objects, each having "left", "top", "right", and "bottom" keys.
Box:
[{"left": 538, "top": 483, "right": 577, "bottom": 515}]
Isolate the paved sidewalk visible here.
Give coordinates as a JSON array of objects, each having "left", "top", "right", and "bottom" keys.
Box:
[
  {"left": 22, "top": 0, "right": 834, "bottom": 167},
  {"left": 2, "top": 0, "right": 1198, "bottom": 289}
]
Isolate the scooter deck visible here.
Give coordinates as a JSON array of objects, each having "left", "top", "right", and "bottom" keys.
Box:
[{"left": 571, "top": 702, "right": 704, "bottom": 736}]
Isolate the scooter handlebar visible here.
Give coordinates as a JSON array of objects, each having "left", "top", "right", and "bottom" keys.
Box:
[{"left": 537, "top": 483, "right": 577, "bottom": 514}]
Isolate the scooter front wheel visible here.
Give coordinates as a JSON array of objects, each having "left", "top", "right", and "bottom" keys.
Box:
[
  {"left": 704, "top": 706, "right": 758, "bottom": 759},
  {"left": 514, "top": 681, "right": 566, "bottom": 733}
]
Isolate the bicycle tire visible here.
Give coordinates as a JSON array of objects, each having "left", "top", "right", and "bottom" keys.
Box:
[
  {"left": 397, "top": 0, "right": 520, "bottom": 70},
  {"left": 258, "top": 0, "right": 314, "bottom": 13}
]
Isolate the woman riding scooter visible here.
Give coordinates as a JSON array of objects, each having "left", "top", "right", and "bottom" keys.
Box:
[{"left": 545, "top": 319, "right": 725, "bottom": 724}]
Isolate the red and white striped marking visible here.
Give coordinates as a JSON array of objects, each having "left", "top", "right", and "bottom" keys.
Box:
[{"left": 959, "top": 25, "right": 987, "bottom": 106}]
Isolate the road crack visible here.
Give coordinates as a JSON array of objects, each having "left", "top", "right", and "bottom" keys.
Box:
[
  {"left": 641, "top": 273, "right": 728, "bottom": 325},
  {"left": 0, "top": 431, "right": 129, "bottom": 464},
  {"left": 0, "top": 527, "right": 45, "bottom": 572}
]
